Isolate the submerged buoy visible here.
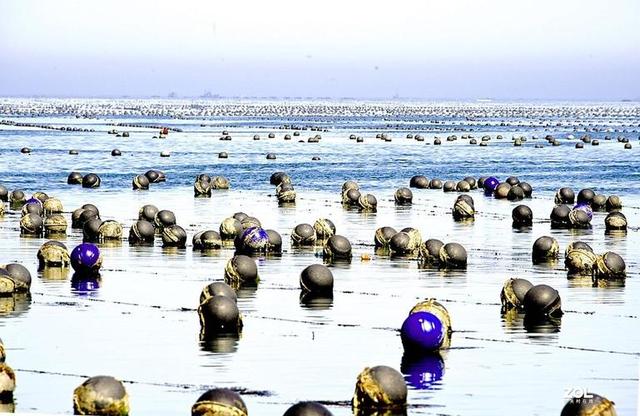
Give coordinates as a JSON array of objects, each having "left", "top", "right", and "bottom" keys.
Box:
[
  {"left": 532, "top": 236, "right": 559, "bottom": 263},
  {"left": 500, "top": 278, "right": 533, "bottom": 311},
  {"left": 72, "top": 375, "right": 129, "bottom": 416},
  {"left": 560, "top": 392, "right": 616, "bottom": 416},
  {"left": 323, "top": 235, "right": 352, "bottom": 260},
  {"left": 523, "top": 284, "right": 563, "bottom": 317},
  {"left": 374, "top": 226, "right": 397, "bottom": 249},
  {"left": 198, "top": 295, "right": 243, "bottom": 335},
  {"left": 191, "top": 389, "right": 248, "bottom": 416},
  {"left": 70, "top": 243, "right": 102, "bottom": 277},
  {"left": 283, "top": 402, "right": 334, "bottom": 416},
  {"left": 300, "top": 264, "right": 334, "bottom": 295},
  {"left": 438, "top": 242, "right": 467, "bottom": 269},
  {"left": 224, "top": 255, "right": 259, "bottom": 288},
  {"left": 37, "top": 240, "right": 70, "bottom": 269},
  {"left": 352, "top": 365, "right": 407, "bottom": 411}
]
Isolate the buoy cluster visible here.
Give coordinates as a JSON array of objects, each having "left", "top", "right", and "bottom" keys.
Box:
[
  {"left": 67, "top": 172, "right": 101, "bottom": 188},
  {"left": 1, "top": 119, "right": 95, "bottom": 132},
  {"left": 341, "top": 181, "right": 377, "bottom": 211},
  {"left": 551, "top": 187, "right": 623, "bottom": 232},
  {"left": 69, "top": 203, "right": 123, "bottom": 243},
  {"left": 270, "top": 172, "right": 296, "bottom": 204},
  {"left": 193, "top": 173, "right": 230, "bottom": 196},
  {"left": 109, "top": 122, "right": 182, "bottom": 132}
]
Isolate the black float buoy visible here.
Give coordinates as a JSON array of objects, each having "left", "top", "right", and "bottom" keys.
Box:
[
  {"left": 419, "top": 239, "right": 444, "bottom": 265},
  {"left": 98, "top": 220, "right": 122, "bottom": 241},
  {"left": 352, "top": 366, "right": 407, "bottom": 411},
  {"left": 507, "top": 186, "right": 525, "bottom": 201},
  {"left": 592, "top": 194, "right": 607, "bottom": 211},
  {"left": 374, "top": 226, "right": 397, "bottom": 249},
  {"left": 138, "top": 204, "right": 158, "bottom": 223},
  {"left": 429, "top": 179, "right": 443, "bottom": 189},
  {"left": 291, "top": 224, "right": 317, "bottom": 247},
  {"left": 323, "top": 235, "right": 352, "bottom": 260},
  {"left": 389, "top": 232, "right": 415, "bottom": 256},
  {"left": 555, "top": 187, "right": 575, "bottom": 204},
  {"left": 193, "top": 230, "right": 222, "bottom": 250},
  {"left": 438, "top": 242, "right": 467, "bottom": 269},
  {"left": 37, "top": 240, "right": 70, "bottom": 269},
  {"left": 409, "top": 175, "right": 429, "bottom": 189},
  {"left": 442, "top": 181, "right": 456, "bottom": 192},
  {"left": 132, "top": 174, "right": 149, "bottom": 190},
  {"left": 82, "top": 218, "right": 103, "bottom": 242},
  {"left": 550, "top": 205, "right": 571, "bottom": 229},
  {"left": 73, "top": 376, "right": 129, "bottom": 416},
  {"left": 606, "top": 195, "right": 622, "bottom": 212},
  {"left": 500, "top": 278, "right": 533, "bottom": 311},
  {"left": 456, "top": 180, "right": 471, "bottom": 192},
  {"left": 357, "top": 194, "right": 377, "bottom": 211},
  {"left": 270, "top": 172, "right": 291, "bottom": 186},
  {"left": 565, "top": 247, "right": 598, "bottom": 276},
  {"left": 194, "top": 176, "right": 212, "bottom": 197},
  {"left": 128, "top": 220, "right": 155, "bottom": 245},
  {"left": 283, "top": 402, "right": 334, "bottom": 416},
  {"left": 394, "top": 187, "right": 413, "bottom": 205},
  {"left": 145, "top": 170, "right": 166, "bottom": 183},
  {"left": 265, "top": 229, "right": 283, "bottom": 253},
  {"left": 219, "top": 217, "right": 242, "bottom": 241},
  {"left": 67, "top": 172, "right": 83, "bottom": 185},
  {"left": 560, "top": 393, "right": 616, "bottom": 416},
  {"left": 224, "top": 255, "right": 259, "bottom": 288},
  {"left": 199, "top": 281, "right": 237, "bottom": 304},
  {"left": 523, "top": 284, "right": 563, "bottom": 317},
  {"left": 532, "top": 236, "right": 559, "bottom": 263},
  {"left": 300, "top": 264, "right": 334, "bottom": 295},
  {"left": 605, "top": 211, "right": 627, "bottom": 232},
  {"left": 512, "top": 205, "right": 533, "bottom": 227},
  {"left": 162, "top": 225, "right": 187, "bottom": 248},
  {"left": 595, "top": 252, "right": 626, "bottom": 280},
  {"left": 452, "top": 195, "right": 475, "bottom": 221},
  {"left": 154, "top": 210, "right": 176, "bottom": 231},
  {"left": 494, "top": 183, "right": 511, "bottom": 199},
  {"left": 198, "top": 296, "right": 243, "bottom": 335},
  {"left": 313, "top": 218, "right": 336, "bottom": 239},
  {"left": 577, "top": 188, "right": 595, "bottom": 206},
  {"left": 191, "top": 389, "right": 248, "bottom": 416}
]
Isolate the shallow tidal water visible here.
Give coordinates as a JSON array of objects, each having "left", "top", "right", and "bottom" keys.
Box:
[{"left": 0, "top": 99, "right": 639, "bottom": 415}]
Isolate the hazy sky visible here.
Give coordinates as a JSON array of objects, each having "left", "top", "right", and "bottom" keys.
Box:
[{"left": 0, "top": 0, "right": 638, "bottom": 99}]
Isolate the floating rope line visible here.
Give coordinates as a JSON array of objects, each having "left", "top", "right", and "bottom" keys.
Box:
[
  {"left": 12, "top": 368, "right": 452, "bottom": 411},
  {"left": 29, "top": 289, "right": 638, "bottom": 320},
  {"left": 458, "top": 336, "right": 640, "bottom": 357},
  {"left": 259, "top": 399, "right": 446, "bottom": 410},
  {"left": 13, "top": 368, "right": 272, "bottom": 396},
  {"left": 24, "top": 293, "right": 640, "bottom": 356}
]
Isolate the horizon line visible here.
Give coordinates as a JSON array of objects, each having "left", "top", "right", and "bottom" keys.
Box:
[{"left": 0, "top": 94, "right": 638, "bottom": 103}]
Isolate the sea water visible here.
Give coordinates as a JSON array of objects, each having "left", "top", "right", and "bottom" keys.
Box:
[{"left": 0, "top": 99, "right": 638, "bottom": 415}]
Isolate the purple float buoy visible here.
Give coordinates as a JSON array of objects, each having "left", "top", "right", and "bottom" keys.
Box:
[
  {"left": 572, "top": 203, "right": 593, "bottom": 221},
  {"left": 483, "top": 176, "right": 499, "bottom": 194},
  {"left": 70, "top": 243, "right": 102, "bottom": 276},
  {"left": 237, "top": 226, "right": 269, "bottom": 252},
  {"left": 401, "top": 311, "right": 445, "bottom": 353}
]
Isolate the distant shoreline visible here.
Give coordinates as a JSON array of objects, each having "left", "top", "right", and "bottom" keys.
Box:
[{"left": 0, "top": 96, "right": 638, "bottom": 104}]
